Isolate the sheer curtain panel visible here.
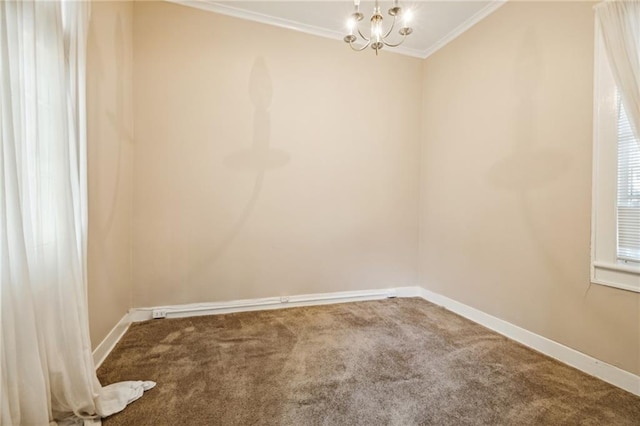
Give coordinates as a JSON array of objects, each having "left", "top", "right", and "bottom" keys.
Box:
[
  {"left": 595, "top": 0, "right": 640, "bottom": 144},
  {"left": 0, "top": 1, "right": 153, "bottom": 425}
]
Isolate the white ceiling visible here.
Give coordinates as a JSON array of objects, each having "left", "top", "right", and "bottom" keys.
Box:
[{"left": 172, "top": 1, "right": 505, "bottom": 58}]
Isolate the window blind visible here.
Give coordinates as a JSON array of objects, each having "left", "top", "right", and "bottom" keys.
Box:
[{"left": 616, "top": 97, "right": 640, "bottom": 263}]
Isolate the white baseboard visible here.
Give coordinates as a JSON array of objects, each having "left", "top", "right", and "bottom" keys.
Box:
[
  {"left": 418, "top": 288, "right": 640, "bottom": 397},
  {"left": 93, "top": 285, "right": 640, "bottom": 397},
  {"left": 92, "top": 313, "right": 132, "bottom": 369},
  {"left": 129, "top": 287, "right": 422, "bottom": 321}
]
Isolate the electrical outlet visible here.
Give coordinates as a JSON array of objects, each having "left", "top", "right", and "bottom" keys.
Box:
[{"left": 152, "top": 309, "right": 167, "bottom": 319}]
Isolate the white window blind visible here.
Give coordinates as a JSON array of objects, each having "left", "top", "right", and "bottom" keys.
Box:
[
  {"left": 616, "top": 98, "right": 640, "bottom": 263},
  {"left": 592, "top": 18, "right": 640, "bottom": 293}
]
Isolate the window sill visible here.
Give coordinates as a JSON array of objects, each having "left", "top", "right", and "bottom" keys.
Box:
[{"left": 592, "top": 261, "right": 640, "bottom": 293}]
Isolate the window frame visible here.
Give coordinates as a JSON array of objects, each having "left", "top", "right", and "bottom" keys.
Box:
[{"left": 591, "top": 21, "right": 640, "bottom": 293}]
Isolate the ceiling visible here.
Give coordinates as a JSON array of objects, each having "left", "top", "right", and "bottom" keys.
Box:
[{"left": 171, "top": 1, "right": 505, "bottom": 58}]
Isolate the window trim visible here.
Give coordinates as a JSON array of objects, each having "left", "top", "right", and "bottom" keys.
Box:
[{"left": 591, "top": 21, "right": 640, "bottom": 293}]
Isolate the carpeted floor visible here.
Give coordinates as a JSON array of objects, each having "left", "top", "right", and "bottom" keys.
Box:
[{"left": 98, "top": 298, "right": 640, "bottom": 425}]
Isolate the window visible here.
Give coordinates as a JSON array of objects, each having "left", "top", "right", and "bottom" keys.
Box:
[
  {"left": 616, "top": 100, "right": 640, "bottom": 263},
  {"left": 591, "top": 25, "right": 640, "bottom": 293}
]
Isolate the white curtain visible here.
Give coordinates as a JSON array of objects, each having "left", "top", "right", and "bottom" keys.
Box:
[
  {"left": 0, "top": 1, "right": 152, "bottom": 425},
  {"left": 596, "top": 0, "right": 640, "bottom": 144}
]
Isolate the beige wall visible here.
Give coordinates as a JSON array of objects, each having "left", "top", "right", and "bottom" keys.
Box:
[
  {"left": 87, "top": 0, "right": 134, "bottom": 347},
  {"left": 131, "top": 2, "right": 422, "bottom": 307},
  {"left": 419, "top": 1, "right": 640, "bottom": 375},
  {"left": 86, "top": 0, "right": 640, "bottom": 377}
]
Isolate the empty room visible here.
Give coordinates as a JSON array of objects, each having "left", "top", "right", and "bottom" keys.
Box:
[{"left": 2, "top": 0, "right": 640, "bottom": 424}]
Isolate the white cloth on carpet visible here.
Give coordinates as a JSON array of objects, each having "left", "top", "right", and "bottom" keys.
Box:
[
  {"left": 95, "top": 381, "right": 157, "bottom": 417},
  {"left": 55, "top": 382, "right": 157, "bottom": 426}
]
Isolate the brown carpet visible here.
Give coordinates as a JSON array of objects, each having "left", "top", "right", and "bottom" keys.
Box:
[{"left": 98, "top": 298, "right": 640, "bottom": 425}]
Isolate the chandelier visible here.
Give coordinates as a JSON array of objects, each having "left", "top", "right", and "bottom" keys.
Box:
[{"left": 343, "top": 0, "right": 413, "bottom": 55}]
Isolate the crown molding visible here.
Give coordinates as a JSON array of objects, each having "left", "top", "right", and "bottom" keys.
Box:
[
  {"left": 171, "top": 0, "right": 345, "bottom": 42},
  {"left": 167, "top": 0, "right": 504, "bottom": 59},
  {"left": 169, "top": 0, "right": 426, "bottom": 58},
  {"left": 421, "top": 0, "right": 507, "bottom": 59}
]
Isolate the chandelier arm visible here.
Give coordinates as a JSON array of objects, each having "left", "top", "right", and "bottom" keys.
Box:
[
  {"left": 383, "top": 15, "right": 397, "bottom": 39},
  {"left": 357, "top": 25, "right": 370, "bottom": 42},
  {"left": 349, "top": 39, "right": 372, "bottom": 51},
  {"left": 382, "top": 34, "right": 407, "bottom": 48}
]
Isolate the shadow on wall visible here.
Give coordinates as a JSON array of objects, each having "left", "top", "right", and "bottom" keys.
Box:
[
  {"left": 88, "top": 13, "right": 131, "bottom": 284},
  {"left": 187, "top": 57, "right": 290, "bottom": 286},
  {"left": 486, "top": 28, "right": 571, "bottom": 282}
]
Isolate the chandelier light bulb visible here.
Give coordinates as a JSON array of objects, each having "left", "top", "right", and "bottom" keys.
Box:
[
  {"left": 403, "top": 9, "right": 413, "bottom": 26},
  {"left": 372, "top": 22, "right": 381, "bottom": 37},
  {"left": 347, "top": 18, "right": 355, "bottom": 35}
]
